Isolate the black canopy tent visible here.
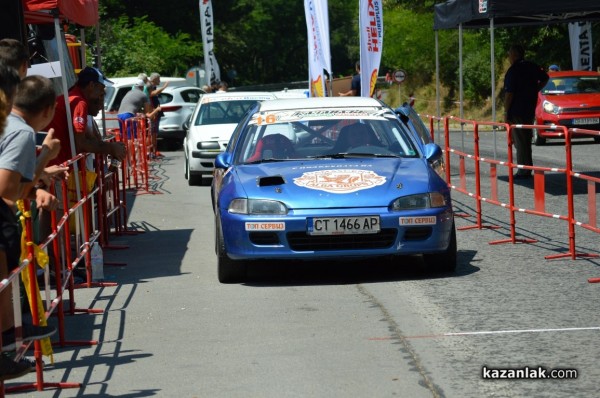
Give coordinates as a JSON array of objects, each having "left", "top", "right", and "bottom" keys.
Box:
[
  {"left": 434, "top": 0, "right": 600, "bottom": 30},
  {"left": 432, "top": 0, "right": 600, "bottom": 127}
]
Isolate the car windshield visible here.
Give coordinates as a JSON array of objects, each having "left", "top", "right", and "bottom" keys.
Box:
[
  {"left": 542, "top": 75, "right": 600, "bottom": 94},
  {"left": 194, "top": 99, "right": 259, "bottom": 126},
  {"left": 235, "top": 110, "right": 420, "bottom": 164}
]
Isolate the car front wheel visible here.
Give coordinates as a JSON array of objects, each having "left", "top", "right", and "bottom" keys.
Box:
[
  {"left": 216, "top": 216, "right": 247, "bottom": 283},
  {"left": 185, "top": 158, "right": 202, "bottom": 186},
  {"left": 423, "top": 223, "right": 457, "bottom": 273}
]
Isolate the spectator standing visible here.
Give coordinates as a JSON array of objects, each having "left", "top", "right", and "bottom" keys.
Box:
[
  {"left": 45, "top": 66, "right": 126, "bottom": 167},
  {"left": 548, "top": 64, "right": 560, "bottom": 72},
  {"left": 216, "top": 81, "right": 228, "bottom": 93},
  {"left": 0, "top": 38, "right": 29, "bottom": 80},
  {"left": 503, "top": 44, "right": 549, "bottom": 179},
  {"left": 135, "top": 72, "right": 150, "bottom": 97},
  {"left": 0, "top": 61, "right": 33, "bottom": 382},
  {"left": 0, "top": 74, "right": 59, "bottom": 364},
  {"left": 117, "top": 79, "right": 161, "bottom": 140},
  {"left": 148, "top": 73, "right": 168, "bottom": 157},
  {"left": 338, "top": 61, "right": 361, "bottom": 97},
  {"left": 385, "top": 70, "right": 393, "bottom": 86}
]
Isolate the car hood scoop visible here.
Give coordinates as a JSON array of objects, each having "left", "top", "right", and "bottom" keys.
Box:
[{"left": 257, "top": 175, "right": 286, "bottom": 186}]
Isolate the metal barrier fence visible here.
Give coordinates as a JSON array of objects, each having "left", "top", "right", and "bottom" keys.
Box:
[
  {"left": 0, "top": 116, "right": 154, "bottom": 395},
  {"left": 423, "top": 114, "right": 600, "bottom": 268}
]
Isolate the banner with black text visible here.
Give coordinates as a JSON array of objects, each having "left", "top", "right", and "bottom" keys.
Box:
[
  {"left": 200, "top": 0, "right": 221, "bottom": 85},
  {"left": 568, "top": 22, "right": 593, "bottom": 71}
]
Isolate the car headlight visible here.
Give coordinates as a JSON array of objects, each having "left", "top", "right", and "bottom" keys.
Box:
[
  {"left": 391, "top": 193, "right": 446, "bottom": 211},
  {"left": 229, "top": 199, "right": 288, "bottom": 215},
  {"left": 542, "top": 100, "right": 560, "bottom": 115},
  {"left": 198, "top": 141, "right": 220, "bottom": 150}
]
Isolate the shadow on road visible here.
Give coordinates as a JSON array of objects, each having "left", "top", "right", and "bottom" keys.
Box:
[{"left": 242, "top": 250, "right": 479, "bottom": 287}]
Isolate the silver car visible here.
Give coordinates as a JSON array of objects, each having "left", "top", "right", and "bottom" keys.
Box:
[{"left": 156, "top": 86, "right": 205, "bottom": 142}]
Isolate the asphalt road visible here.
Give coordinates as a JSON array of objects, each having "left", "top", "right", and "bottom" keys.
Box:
[{"left": 9, "top": 142, "right": 600, "bottom": 398}]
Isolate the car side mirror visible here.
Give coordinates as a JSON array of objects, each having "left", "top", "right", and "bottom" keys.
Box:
[
  {"left": 183, "top": 115, "right": 191, "bottom": 131},
  {"left": 423, "top": 143, "right": 442, "bottom": 163},
  {"left": 215, "top": 152, "right": 232, "bottom": 169}
]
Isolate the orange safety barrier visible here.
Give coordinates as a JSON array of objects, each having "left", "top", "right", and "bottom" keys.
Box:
[
  {"left": 443, "top": 116, "right": 503, "bottom": 232},
  {"left": 1, "top": 199, "right": 81, "bottom": 394},
  {"left": 422, "top": 114, "right": 443, "bottom": 143},
  {"left": 117, "top": 117, "right": 161, "bottom": 196},
  {"left": 441, "top": 116, "right": 600, "bottom": 262},
  {"left": 0, "top": 123, "right": 160, "bottom": 394}
]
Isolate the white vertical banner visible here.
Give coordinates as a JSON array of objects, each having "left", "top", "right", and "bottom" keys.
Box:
[
  {"left": 359, "top": 0, "right": 383, "bottom": 97},
  {"left": 568, "top": 22, "right": 593, "bottom": 71},
  {"left": 304, "top": 0, "right": 332, "bottom": 97},
  {"left": 200, "top": 0, "right": 221, "bottom": 85}
]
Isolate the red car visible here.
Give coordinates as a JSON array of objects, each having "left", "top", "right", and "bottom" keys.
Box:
[{"left": 534, "top": 70, "right": 600, "bottom": 145}]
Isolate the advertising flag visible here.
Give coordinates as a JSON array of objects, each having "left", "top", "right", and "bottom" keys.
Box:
[
  {"left": 304, "top": 0, "right": 332, "bottom": 97},
  {"left": 359, "top": 0, "right": 383, "bottom": 97},
  {"left": 200, "top": 0, "right": 221, "bottom": 85},
  {"left": 568, "top": 22, "right": 593, "bottom": 71}
]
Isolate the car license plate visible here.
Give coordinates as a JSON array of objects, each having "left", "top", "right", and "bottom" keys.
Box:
[
  {"left": 573, "top": 117, "right": 599, "bottom": 125},
  {"left": 307, "top": 216, "right": 380, "bottom": 235}
]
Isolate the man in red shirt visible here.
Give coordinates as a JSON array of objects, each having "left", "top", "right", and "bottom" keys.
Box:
[{"left": 46, "top": 66, "right": 126, "bottom": 166}]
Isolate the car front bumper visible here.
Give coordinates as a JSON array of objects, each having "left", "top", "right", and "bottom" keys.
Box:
[{"left": 219, "top": 206, "right": 455, "bottom": 261}]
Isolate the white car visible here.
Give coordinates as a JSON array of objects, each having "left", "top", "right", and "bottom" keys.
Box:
[
  {"left": 155, "top": 85, "right": 205, "bottom": 142},
  {"left": 184, "top": 91, "right": 277, "bottom": 186},
  {"left": 96, "top": 76, "right": 189, "bottom": 135}
]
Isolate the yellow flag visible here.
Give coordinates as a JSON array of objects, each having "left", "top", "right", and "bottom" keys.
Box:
[{"left": 17, "top": 200, "right": 54, "bottom": 364}]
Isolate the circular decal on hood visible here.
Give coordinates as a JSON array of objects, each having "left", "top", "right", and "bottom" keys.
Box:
[{"left": 293, "top": 169, "right": 386, "bottom": 194}]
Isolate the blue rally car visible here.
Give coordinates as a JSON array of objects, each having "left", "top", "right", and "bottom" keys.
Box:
[{"left": 212, "top": 97, "right": 456, "bottom": 283}]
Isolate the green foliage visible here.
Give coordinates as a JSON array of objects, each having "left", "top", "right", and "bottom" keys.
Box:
[
  {"left": 382, "top": 9, "right": 436, "bottom": 87},
  {"left": 92, "top": 0, "right": 600, "bottom": 116},
  {"left": 98, "top": 16, "right": 201, "bottom": 77}
]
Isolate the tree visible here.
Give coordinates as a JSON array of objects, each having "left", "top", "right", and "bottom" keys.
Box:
[{"left": 97, "top": 16, "right": 201, "bottom": 77}]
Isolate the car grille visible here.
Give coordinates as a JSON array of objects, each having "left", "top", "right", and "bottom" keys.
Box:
[
  {"left": 249, "top": 232, "right": 280, "bottom": 245},
  {"left": 561, "top": 106, "right": 600, "bottom": 113},
  {"left": 403, "top": 227, "right": 432, "bottom": 240},
  {"left": 287, "top": 229, "right": 397, "bottom": 251}
]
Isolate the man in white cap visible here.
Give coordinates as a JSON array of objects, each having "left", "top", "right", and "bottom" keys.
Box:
[{"left": 117, "top": 79, "right": 161, "bottom": 139}]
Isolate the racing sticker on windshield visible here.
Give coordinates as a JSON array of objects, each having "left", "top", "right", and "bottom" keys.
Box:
[
  {"left": 245, "top": 222, "right": 286, "bottom": 231},
  {"left": 293, "top": 169, "right": 386, "bottom": 194}
]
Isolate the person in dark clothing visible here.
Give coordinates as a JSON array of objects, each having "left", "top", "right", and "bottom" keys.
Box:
[
  {"left": 339, "top": 61, "right": 361, "bottom": 97},
  {"left": 503, "top": 44, "right": 549, "bottom": 179}
]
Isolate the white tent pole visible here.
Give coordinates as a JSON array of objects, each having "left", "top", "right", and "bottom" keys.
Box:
[
  {"left": 95, "top": 22, "right": 108, "bottom": 137},
  {"left": 80, "top": 27, "right": 86, "bottom": 68},
  {"left": 54, "top": 15, "right": 82, "bottom": 237}
]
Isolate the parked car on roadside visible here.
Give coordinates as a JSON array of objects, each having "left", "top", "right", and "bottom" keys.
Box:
[
  {"left": 95, "top": 76, "right": 189, "bottom": 134},
  {"left": 156, "top": 85, "right": 205, "bottom": 142},
  {"left": 534, "top": 70, "right": 600, "bottom": 145},
  {"left": 211, "top": 96, "right": 456, "bottom": 283},
  {"left": 184, "top": 91, "right": 277, "bottom": 186}
]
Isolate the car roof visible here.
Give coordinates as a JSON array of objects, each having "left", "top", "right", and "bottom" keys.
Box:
[
  {"left": 162, "top": 85, "right": 205, "bottom": 93},
  {"left": 256, "top": 96, "right": 385, "bottom": 112},
  {"left": 199, "top": 91, "right": 277, "bottom": 102},
  {"left": 107, "top": 76, "right": 189, "bottom": 87}
]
